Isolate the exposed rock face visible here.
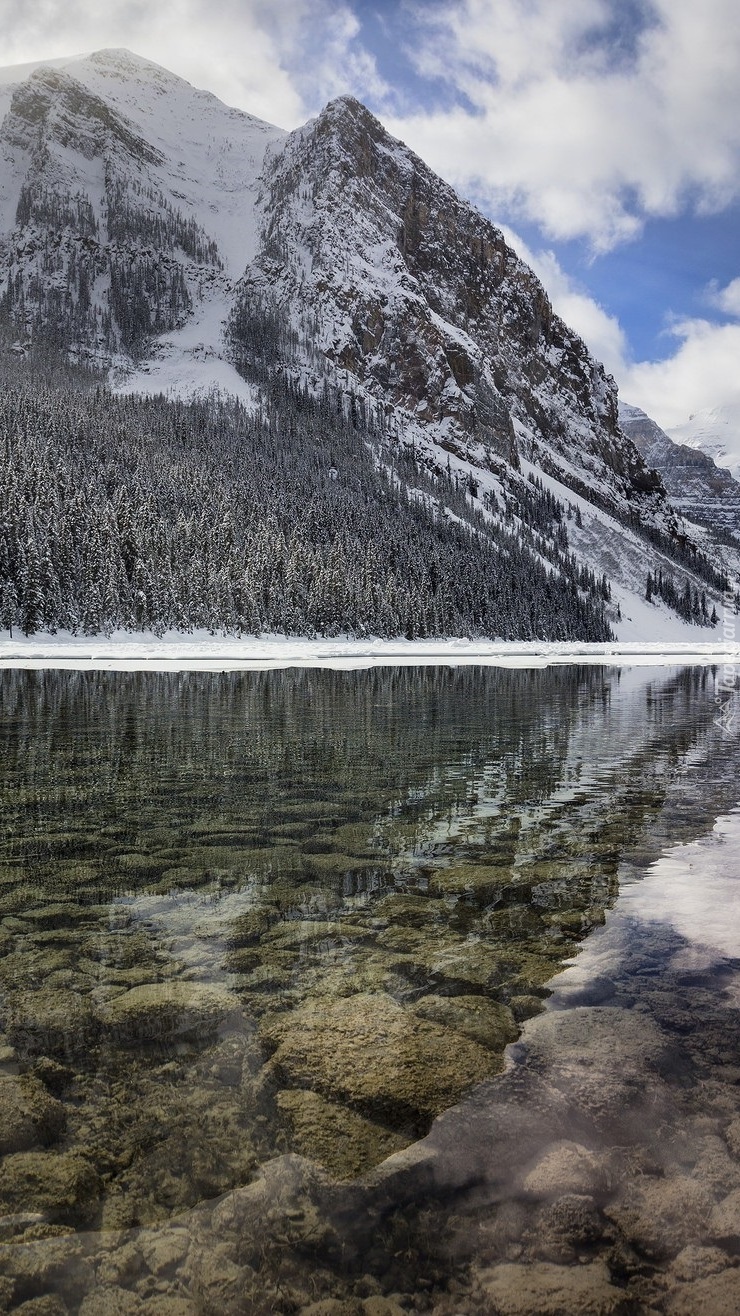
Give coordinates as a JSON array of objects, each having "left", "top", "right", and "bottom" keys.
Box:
[
  {"left": 620, "top": 401, "right": 740, "bottom": 540},
  {"left": 238, "top": 95, "right": 668, "bottom": 529},
  {"left": 0, "top": 54, "right": 676, "bottom": 543},
  {"left": 0, "top": 48, "right": 729, "bottom": 627}
]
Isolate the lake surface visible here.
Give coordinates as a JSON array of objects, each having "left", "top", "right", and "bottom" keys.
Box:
[{"left": 1, "top": 664, "right": 739, "bottom": 1314}]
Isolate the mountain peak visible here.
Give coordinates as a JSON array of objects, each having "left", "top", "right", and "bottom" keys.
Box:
[
  {"left": 0, "top": 46, "right": 732, "bottom": 639},
  {"left": 82, "top": 47, "right": 193, "bottom": 83},
  {"left": 311, "top": 93, "right": 392, "bottom": 152},
  {"left": 321, "top": 93, "right": 374, "bottom": 119}
]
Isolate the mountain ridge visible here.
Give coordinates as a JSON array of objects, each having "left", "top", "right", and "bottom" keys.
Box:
[
  {"left": 0, "top": 48, "right": 734, "bottom": 639},
  {"left": 668, "top": 402, "right": 740, "bottom": 484},
  {"left": 620, "top": 401, "right": 740, "bottom": 545}
]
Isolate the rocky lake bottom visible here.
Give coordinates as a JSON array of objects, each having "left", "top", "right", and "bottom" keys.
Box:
[{"left": 1, "top": 663, "right": 740, "bottom": 1314}]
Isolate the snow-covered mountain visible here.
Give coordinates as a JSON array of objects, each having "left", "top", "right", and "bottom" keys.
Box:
[
  {"left": 667, "top": 403, "right": 740, "bottom": 485},
  {"left": 0, "top": 49, "right": 283, "bottom": 401},
  {"left": 620, "top": 401, "right": 740, "bottom": 542},
  {"left": 0, "top": 49, "right": 735, "bottom": 640}
]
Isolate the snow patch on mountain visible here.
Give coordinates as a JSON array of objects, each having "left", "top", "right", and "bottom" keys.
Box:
[
  {"left": 668, "top": 402, "right": 740, "bottom": 483},
  {"left": 0, "top": 49, "right": 736, "bottom": 642},
  {"left": 60, "top": 49, "right": 285, "bottom": 275},
  {"left": 111, "top": 278, "right": 257, "bottom": 406},
  {"left": 0, "top": 48, "right": 285, "bottom": 281}
]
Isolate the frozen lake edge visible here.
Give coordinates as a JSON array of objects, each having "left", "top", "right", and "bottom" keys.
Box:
[{"left": 1, "top": 630, "right": 740, "bottom": 671}]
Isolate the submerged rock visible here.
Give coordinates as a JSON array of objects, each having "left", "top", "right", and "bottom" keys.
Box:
[
  {"left": 520, "top": 1005, "right": 670, "bottom": 1134},
  {"left": 606, "top": 1174, "right": 713, "bottom": 1259},
  {"left": 98, "top": 982, "right": 241, "bottom": 1044},
  {"left": 409, "top": 994, "right": 517, "bottom": 1052},
  {"left": 261, "top": 991, "right": 496, "bottom": 1126},
  {"left": 664, "top": 1269, "right": 740, "bottom": 1316},
  {"left": 0, "top": 1151, "right": 101, "bottom": 1225},
  {"left": 670, "top": 1243, "right": 733, "bottom": 1281},
  {"left": 709, "top": 1187, "right": 740, "bottom": 1243},
  {"left": 0, "top": 1075, "right": 66, "bottom": 1154},
  {"left": 530, "top": 1194, "right": 605, "bottom": 1263},
  {"left": 13, "top": 1296, "right": 70, "bottom": 1315},
  {"left": 724, "top": 1116, "right": 740, "bottom": 1159},
  {"left": 691, "top": 1135, "right": 740, "bottom": 1196},
  {"left": 521, "top": 1141, "right": 606, "bottom": 1199},
  {"left": 469, "top": 1259, "right": 629, "bottom": 1315},
  {"left": 277, "top": 1088, "right": 408, "bottom": 1179},
  {"left": 5, "top": 990, "right": 99, "bottom": 1058}
]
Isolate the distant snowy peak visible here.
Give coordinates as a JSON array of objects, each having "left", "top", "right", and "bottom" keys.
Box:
[
  {"left": 667, "top": 402, "right": 740, "bottom": 484},
  {"left": 619, "top": 400, "right": 740, "bottom": 539}
]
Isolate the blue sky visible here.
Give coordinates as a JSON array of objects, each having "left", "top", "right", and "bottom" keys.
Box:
[{"left": 3, "top": 0, "right": 740, "bottom": 431}]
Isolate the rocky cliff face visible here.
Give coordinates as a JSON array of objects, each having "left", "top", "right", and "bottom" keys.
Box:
[
  {"left": 0, "top": 61, "right": 667, "bottom": 522},
  {"left": 234, "top": 95, "right": 667, "bottom": 531},
  {"left": 620, "top": 402, "right": 740, "bottom": 543},
  {"left": 0, "top": 49, "right": 732, "bottom": 634}
]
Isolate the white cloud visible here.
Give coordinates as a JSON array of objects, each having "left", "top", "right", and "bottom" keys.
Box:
[
  {"left": 619, "top": 318, "right": 740, "bottom": 430},
  {"left": 386, "top": 0, "right": 740, "bottom": 250},
  {"left": 706, "top": 276, "right": 740, "bottom": 318},
  {"left": 0, "top": 0, "right": 311, "bottom": 127},
  {"left": 0, "top": 0, "right": 391, "bottom": 128},
  {"left": 283, "top": 4, "right": 391, "bottom": 113}
]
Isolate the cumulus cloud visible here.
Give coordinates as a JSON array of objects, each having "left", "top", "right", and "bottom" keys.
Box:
[
  {"left": 615, "top": 275, "right": 740, "bottom": 428},
  {"left": 619, "top": 318, "right": 740, "bottom": 430},
  {"left": 0, "top": 0, "right": 311, "bottom": 126},
  {"left": 0, "top": 0, "right": 391, "bottom": 127},
  {"left": 706, "top": 276, "right": 740, "bottom": 318},
  {"left": 498, "top": 232, "right": 740, "bottom": 435},
  {"left": 280, "top": 4, "right": 391, "bottom": 113},
  {"left": 385, "top": 0, "right": 740, "bottom": 251}
]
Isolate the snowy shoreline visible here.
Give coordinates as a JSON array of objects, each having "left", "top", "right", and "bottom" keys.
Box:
[{"left": 1, "top": 631, "right": 740, "bottom": 672}]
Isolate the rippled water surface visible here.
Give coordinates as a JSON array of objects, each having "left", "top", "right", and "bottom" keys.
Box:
[{"left": 1, "top": 664, "right": 740, "bottom": 1314}]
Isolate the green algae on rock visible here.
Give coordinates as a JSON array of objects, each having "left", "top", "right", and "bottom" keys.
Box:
[
  {"left": 98, "top": 982, "right": 242, "bottom": 1045},
  {"left": 261, "top": 991, "right": 497, "bottom": 1128},
  {"left": 277, "top": 1089, "right": 408, "bottom": 1179}
]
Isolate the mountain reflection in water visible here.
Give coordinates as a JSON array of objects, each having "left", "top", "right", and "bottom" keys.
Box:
[{"left": 0, "top": 663, "right": 739, "bottom": 1314}]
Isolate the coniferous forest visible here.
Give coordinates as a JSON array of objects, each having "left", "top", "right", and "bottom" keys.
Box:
[{"left": 0, "top": 345, "right": 614, "bottom": 641}]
